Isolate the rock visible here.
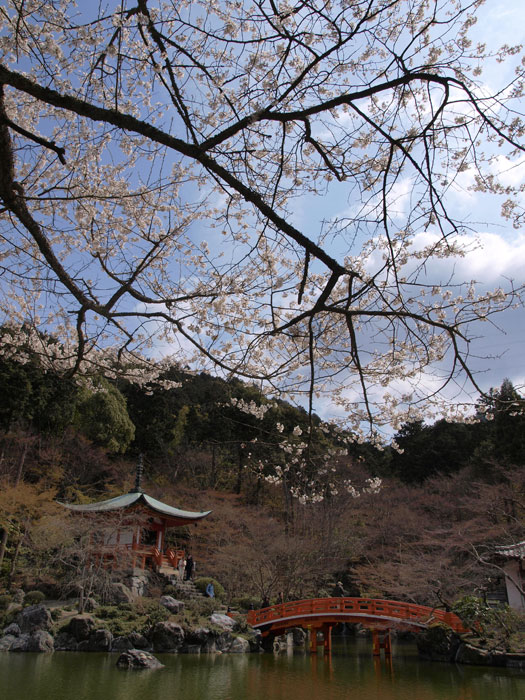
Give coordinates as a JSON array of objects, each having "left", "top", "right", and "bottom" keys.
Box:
[
  {"left": 10, "top": 630, "right": 54, "bottom": 653},
  {"left": 83, "top": 598, "right": 98, "bottom": 613},
  {"left": 229, "top": 636, "right": 250, "bottom": 653},
  {"left": 181, "top": 644, "right": 201, "bottom": 654},
  {"left": 3, "top": 623, "right": 21, "bottom": 637},
  {"left": 12, "top": 590, "right": 25, "bottom": 605},
  {"left": 15, "top": 605, "right": 52, "bottom": 634},
  {"left": 77, "top": 628, "right": 113, "bottom": 652},
  {"left": 151, "top": 621, "right": 185, "bottom": 652},
  {"left": 25, "top": 630, "right": 54, "bottom": 652},
  {"left": 64, "top": 615, "right": 95, "bottom": 642},
  {"left": 160, "top": 595, "right": 184, "bottom": 614},
  {"left": 210, "top": 613, "right": 237, "bottom": 631},
  {"left": 127, "top": 573, "right": 148, "bottom": 598},
  {"left": 54, "top": 632, "right": 79, "bottom": 651},
  {"left": 273, "top": 634, "right": 288, "bottom": 653},
  {"left": 245, "top": 628, "right": 262, "bottom": 652},
  {"left": 109, "top": 582, "right": 135, "bottom": 604},
  {"left": 116, "top": 649, "right": 164, "bottom": 670},
  {"left": 0, "top": 634, "right": 17, "bottom": 651},
  {"left": 416, "top": 625, "right": 461, "bottom": 662},
  {"left": 183, "top": 626, "right": 210, "bottom": 647},
  {"left": 455, "top": 642, "right": 493, "bottom": 666},
  {"left": 291, "top": 627, "right": 306, "bottom": 646},
  {"left": 214, "top": 630, "right": 235, "bottom": 652},
  {"left": 129, "top": 632, "right": 150, "bottom": 649},
  {"left": 112, "top": 636, "right": 135, "bottom": 651}
]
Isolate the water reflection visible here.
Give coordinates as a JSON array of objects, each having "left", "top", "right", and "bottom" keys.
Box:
[{"left": 0, "top": 638, "right": 523, "bottom": 700}]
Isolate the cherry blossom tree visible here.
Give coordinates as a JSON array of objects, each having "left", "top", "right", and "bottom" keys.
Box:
[{"left": 0, "top": 0, "right": 524, "bottom": 435}]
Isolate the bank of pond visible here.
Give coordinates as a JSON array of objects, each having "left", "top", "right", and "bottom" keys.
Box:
[{"left": 1, "top": 636, "right": 524, "bottom": 700}]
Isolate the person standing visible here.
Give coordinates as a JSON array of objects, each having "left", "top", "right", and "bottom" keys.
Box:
[
  {"left": 185, "top": 554, "right": 194, "bottom": 581},
  {"left": 177, "top": 555, "right": 185, "bottom": 580}
]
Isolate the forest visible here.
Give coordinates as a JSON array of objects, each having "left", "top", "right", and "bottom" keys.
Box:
[{"left": 1, "top": 336, "right": 523, "bottom": 612}]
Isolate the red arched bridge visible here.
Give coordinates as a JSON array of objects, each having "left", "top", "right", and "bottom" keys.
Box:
[{"left": 246, "top": 597, "right": 467, "bottom": 655}]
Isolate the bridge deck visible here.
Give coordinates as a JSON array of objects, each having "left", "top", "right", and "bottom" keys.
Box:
[{"left": 247, "top": 597, "right": 467, "bottom": 635}]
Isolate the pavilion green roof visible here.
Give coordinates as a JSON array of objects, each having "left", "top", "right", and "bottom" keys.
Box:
[{"left": 59, "top": 490, "right": 211, "bottom": 521}]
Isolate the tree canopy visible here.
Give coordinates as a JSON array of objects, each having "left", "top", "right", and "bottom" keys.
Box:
[{"left": 0, "top": 0, "right": 524, "bottom": 435}]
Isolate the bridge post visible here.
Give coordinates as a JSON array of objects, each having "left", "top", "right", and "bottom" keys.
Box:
[
  {"left": 309, "top": 626, "right": 318, "bottom": 653},
  {"left": 322, "top": 623, "right": 332, "bottom": 654},
  {"left": 372, "top": 629, "right": 391, "bottom": 657}
]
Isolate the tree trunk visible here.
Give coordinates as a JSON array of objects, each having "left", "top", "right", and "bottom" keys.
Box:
[
  {"left": 0, "top": 528, "right": 8, "bottom": 571},
  {"left": 7, "top": 530, "right": 24, "bottom": 586},
  {"left": 15, "top": 439, "right": 29, "bottom": 487},
  {"left": 235, "top": 443, "right": 243, "bottom": 494}
]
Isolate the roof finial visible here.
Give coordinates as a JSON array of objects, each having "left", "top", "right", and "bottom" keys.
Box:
[{"left": 131, "top": 454, "right": 144, "bottom": 493}]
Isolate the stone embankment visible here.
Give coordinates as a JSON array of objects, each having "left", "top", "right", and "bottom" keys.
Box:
[
  {"left": 0, "top": 604, "right": 261, "bottom": 656},
  {"left": 417, "top": 624, "right": 525, "bottom": 669}
]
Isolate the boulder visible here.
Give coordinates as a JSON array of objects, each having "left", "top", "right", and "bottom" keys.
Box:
[
  {"left": 245, "top": 628, "right": 262, "bottom": 652},
  {"left": 273, "top": 634, "right": 288, "bottom": 653},
  {"left": 151, "top": 621, "right": 185, "bottom": 652},
  {"left": 77, "top": 628, "right": 113, "bottom": 652},
  {"left": 10, "top": 630, "right": 54, "bottom": 653},
  {"left": 12, "top": 590, "right": 25, "bottom": 605},
  {"left": 416, "top": 625, "right": 461, "bottom": 662},
  {"left": 455, "top": 642, "right": 506, "bottom": 666},
  {"left": 183, "top": 626, "right": 210, "bottom": 647},
  {"left": 83, "top": 598, "right": 98, "bottom": 613},
  {"left": 229, "top": 636, "right": 250, "bottom": 653},
  {"left": 116, "top": 649, "right": 164, "bottom": 670},
  {"left": 0, "top": 634, "right": 17, "bottom": 651},
  {"left": 214, "top": 630, "right": 235, "bottom": 652},
  {"left": 112, "top": 636, "right": 135, "bottom": 651},
  {"left": 64, "top": 615, "right": 95, "bottom": 642},
  {"left": 159, "top": 595, "right": 184, "bottom": 614},
  {"left": 109, "top": 582, "right": 135, "bottom": 604},
  {"left": 128, "top": 631, "right": 150, "bottom": 649},
  {"left": 15, "top": 605, "right": 52, "bottom": 634},
  {"left": 210, "top": 613, "right": 237, "bottom": 631},
  {"left": 291, "top": 627, "right": 306, "bottom": 646},
  {"left": 3, "top": 623, "right": 21, "bottom": 637},
  {"left": 54, "top": 632, "right": 79, "bottom": 651}
]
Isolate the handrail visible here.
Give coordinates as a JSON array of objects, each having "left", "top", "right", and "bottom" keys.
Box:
[{"left": 247, "top": 597, "right": 468, "bottom": 634}]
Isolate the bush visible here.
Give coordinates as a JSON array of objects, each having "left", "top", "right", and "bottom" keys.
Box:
[
  {"left": 0, "top": 594, "right": 13, "bottom": 611},
  {"left": 231, "top": 595, "right": 259, "bottom": 612},
  {"left": 93, "top": 599, "right": 169, "bottom": 637},
  {"left": 162, "top": 584, "right": 178, "bottom": 596},
  {"left": 452, "top": 595, "right": 525, "bottom": 652},
  {"left": 24, "top": 590, "right": 45, "bottom": 606},
  {"left": 3, "top": 604, "right": 22, "bottom": 625},
  {"left": 194, "top": 577, "right": 225, "bottom": 600}
]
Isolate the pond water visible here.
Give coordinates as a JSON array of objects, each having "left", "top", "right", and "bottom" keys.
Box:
[{"left": 1, "top": 638, "right": 524, "bottom": 700}]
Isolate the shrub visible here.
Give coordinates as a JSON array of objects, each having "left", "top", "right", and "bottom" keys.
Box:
[
  {"left": 162, "top": 584, "right": 178, "bottom": 596},
  {"left": 194, "top": 577, "right": 225, "bottom": 600},
  {"left": 4, "top": 604, "right": 22, "bottom": 625},
  {"left": 0, "top": 594, "right": 13, "bottom": 611},
  {"left": 24, "top": 590, "right": 45, "bottom": 606},
  {"left": 231, "top": 595, "right": 259, "bottom": 612}
]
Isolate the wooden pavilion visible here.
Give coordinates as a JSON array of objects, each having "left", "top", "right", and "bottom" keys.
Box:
[{"left": 60, "top": 458, "right": 211, "bottom": 573}]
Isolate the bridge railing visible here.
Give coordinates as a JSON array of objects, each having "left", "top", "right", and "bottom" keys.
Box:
[{"left": 247, "top": 597, "right": 467, "bottom": 633}]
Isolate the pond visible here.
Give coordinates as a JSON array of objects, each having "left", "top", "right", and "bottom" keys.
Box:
[{"left": 1, "top": 637, "right": 524, "bottom": 700}]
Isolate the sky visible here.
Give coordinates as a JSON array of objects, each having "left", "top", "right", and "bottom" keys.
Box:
[{"left": 308, "top": 0, "right": 525, "bottom": 424}]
